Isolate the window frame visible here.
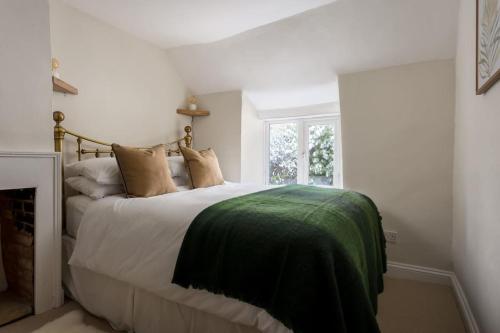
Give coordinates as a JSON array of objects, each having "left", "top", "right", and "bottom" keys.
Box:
[{"left": 264, "top": 115, "right": 343, "bottom": 188}]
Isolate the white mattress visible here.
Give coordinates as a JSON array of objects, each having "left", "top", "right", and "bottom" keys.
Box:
[{"left": 66, "top": 195, "right": 94, "bottom": 238}]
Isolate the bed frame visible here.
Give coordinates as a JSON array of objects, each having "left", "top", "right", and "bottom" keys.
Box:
[
  {"left": 52, "top": 110, "right": 193, "bottom": 227},
  {"left": 52, "top": 111, "right": 193, "bottom": 161}
]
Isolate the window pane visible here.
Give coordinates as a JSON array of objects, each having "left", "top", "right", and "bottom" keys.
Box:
[
  {"left": 269, "top": 123, "right": 298, "bottom": 185},
  {"left": 308, "top": 124, "right": 334, "bottom": 186}
]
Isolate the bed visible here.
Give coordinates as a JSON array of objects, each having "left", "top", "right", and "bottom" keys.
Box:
[
  {"left": 62, "top": 188, "right": 288, "bottom": 333},
  {"left": 53, "top": 111, "right": 386, "bottom": 333}
]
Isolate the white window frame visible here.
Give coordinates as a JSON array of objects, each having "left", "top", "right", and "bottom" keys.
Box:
[{"left": 264, "top": 115, "right": 343, "bottom": 188}]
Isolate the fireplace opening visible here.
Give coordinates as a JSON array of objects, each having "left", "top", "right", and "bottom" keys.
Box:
[{"left": 0, "top": 188, "right": 35, "bottom": 326}]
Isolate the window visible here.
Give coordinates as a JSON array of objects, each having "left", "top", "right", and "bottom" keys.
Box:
[{"left": 265, "top": 117, "right": 342, "bottom": 187}]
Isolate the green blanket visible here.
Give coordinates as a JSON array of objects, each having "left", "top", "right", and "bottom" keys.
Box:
[{"left": 173, "top": 185, "right": 386, "bottom": 333}]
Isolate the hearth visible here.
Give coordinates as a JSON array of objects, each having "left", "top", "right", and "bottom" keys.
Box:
[{"left": 0, "top": 188, "right": 35, "bottom": 326}]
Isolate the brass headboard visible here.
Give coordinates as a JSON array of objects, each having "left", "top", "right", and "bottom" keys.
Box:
[{"left": 53, "top": 111, "right": 193, "bottom": 161}]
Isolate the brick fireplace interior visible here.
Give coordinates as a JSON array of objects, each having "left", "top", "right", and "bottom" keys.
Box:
[{"left": 0, "top": 188, "right": 35, "bottom": 326}]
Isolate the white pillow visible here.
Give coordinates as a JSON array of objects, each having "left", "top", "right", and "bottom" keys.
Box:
[
  {"left": 66, "top": 176, "right": 124, "bottom": 200},
  {"left": 167, "top": 156, "right": 188, "bottom": 179},
  {"left": 66, "top": 157, "right": 122, "bottom": 185},
  {"left": 172, "top": 176, "right": 188, "bottom": 187},
  {"left": 176, "top": 185, "right": 192, "bottom": 192}
]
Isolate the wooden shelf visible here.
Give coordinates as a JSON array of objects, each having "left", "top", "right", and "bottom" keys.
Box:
[
  {"left": 177, "top": 109, "right": 210, "bottom": 117},
  {"left": 52, "top": 76, "right": 78, "bottom": 95}
]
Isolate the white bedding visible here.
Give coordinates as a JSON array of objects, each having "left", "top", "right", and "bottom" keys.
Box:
[
  {"left": 63, "top": 235, "right": 264, "bottom": 333},
  {"left": 69, "top": 183, "right": 289, "bottom": 333},
  {"left": 66, "top": 195, "right": 94, "bottom": 238},
  {"left": 65, "top": 186, "right": 193, "bottom": 238}
]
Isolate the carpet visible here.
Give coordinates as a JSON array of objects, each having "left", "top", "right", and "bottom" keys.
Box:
[{"left": 32, "top": 311, "right": 109, "bottom": 333}]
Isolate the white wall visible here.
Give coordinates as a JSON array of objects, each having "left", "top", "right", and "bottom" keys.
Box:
[
  {"left": 193, "top": 91, "right": 242, "bottom": 182},
  {"left": 49, "top": 0, "right": 189, "bottom": 161},
  {"left": 0, "top": 0, "right": 52, "bottom": 152},
  {"left": 241, "top": 95, "right": 264, "bottom": 184},
  {"left": 453, "top": 0, "right": 500, "bottom": 331},
  {"left": 339, "top": 60, "right": 455, "bottom": 270}
]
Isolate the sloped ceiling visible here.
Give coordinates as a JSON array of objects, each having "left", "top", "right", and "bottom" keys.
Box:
[
  {"left": 63, "top": 0, "right": 458, "bottom": 110},
  {"left": 62, "top": 0, "right": 336, "bottom": 48},
  {"left": 166, "top": 0, "right": 458, "bottom": 110}
]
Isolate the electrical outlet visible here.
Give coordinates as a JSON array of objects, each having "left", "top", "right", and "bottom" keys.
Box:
[{"left": 384, "top": 230, "right": 398, "bottom": 243}]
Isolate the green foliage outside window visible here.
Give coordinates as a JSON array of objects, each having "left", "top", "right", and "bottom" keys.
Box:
[
  {"left": 308, "top": 125, "right": 334, "bottom": 185},
  {"left": 269, "top": 123, "right": 335, "bottom": 186},
  {"left": 269, "top": 123, "right": 298, "bottom": 185}
]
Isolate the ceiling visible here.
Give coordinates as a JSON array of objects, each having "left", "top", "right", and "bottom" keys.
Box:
[
  {"left": 166, "top": 0, "right": 459, "bottom": 110},
  {"left": 62, "top": 0, "right": 336, "bottom": 48},
  {"left": 63, "top": 0, "right": 459, "bottom": 110}
]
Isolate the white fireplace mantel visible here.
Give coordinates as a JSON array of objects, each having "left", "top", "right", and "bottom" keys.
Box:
[{"left": 0, "top": 152, "right": 63, "bottom": 314}]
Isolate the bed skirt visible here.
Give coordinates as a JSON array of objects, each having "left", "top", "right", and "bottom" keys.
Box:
[{"left": 62, "top": 235, "right": 276, "bottom": 333}]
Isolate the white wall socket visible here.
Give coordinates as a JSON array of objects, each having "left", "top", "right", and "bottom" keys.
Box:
[{"left": 384, "top": 230, "right": 398, "bottom": 243}]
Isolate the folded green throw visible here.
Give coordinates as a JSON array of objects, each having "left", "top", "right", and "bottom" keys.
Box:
[{"left": 173, "top": 185, "right": 386, "bottom": 333}]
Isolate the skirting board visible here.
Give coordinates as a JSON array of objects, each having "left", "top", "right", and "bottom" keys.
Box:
[
  {"left": 450, "top": 274, "right": 481, "bottom": 333},
  {"left": 387, "top": 261, "right": 480, "bottom": 333},
  {"left": 387, "top": 261, "right": 452, "bottom": 285}
]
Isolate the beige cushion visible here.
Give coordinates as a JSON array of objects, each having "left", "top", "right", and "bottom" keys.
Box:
[
  {"left": 180, "top": 146, "right": 224, "bottom": 188},
  {"left": 112, "top": 144, "right": 177, "bottom": 198}
]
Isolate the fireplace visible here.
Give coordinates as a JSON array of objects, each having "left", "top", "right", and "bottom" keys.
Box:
[
  {"left": 0, "top": 188, "right": 35, "bottom": 326},
  {"left": 0, "top": 152, "right": 63, "bottom": 320}
]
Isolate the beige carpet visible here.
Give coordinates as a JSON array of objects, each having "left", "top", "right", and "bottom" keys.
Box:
[
  {"left": 31, "top": 311, "right": 109, "bottom": 333},
  {"left": 378, "top": 278, "right": 466, "bottom": 333},
  {"left": 0, "top": 303, "right": 116, "bottom": 333},
  {"left": 0, "top": 277, "right": 466, "bottom": 333},
  {"left": 0, "top": 291, "right": 32, "bottom": 326}
]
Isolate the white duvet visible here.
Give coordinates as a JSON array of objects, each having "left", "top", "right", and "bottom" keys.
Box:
[{"left": 69, "top": 183, "right": 290, "bottom": 333}]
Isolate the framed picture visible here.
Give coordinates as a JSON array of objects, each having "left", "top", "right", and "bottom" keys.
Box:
[{"left": 477, "top": 0, "right": 500, "bottom": 94}]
